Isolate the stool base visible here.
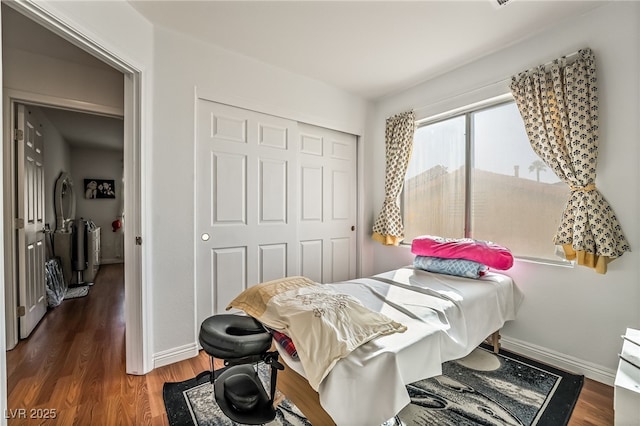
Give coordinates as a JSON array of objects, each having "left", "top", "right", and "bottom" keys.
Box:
[{"left": 214, "top": 365, "right": 276, "bottom": 425}]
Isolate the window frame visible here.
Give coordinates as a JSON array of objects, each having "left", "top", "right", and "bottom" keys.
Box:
[{"left": 401, "top": 94, "right": 573, "bottom": 268}]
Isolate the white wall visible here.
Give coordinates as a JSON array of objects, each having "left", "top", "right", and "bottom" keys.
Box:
[
  {"left": 70, "top": 147, "right": 123, "bottom": 263},
  {"left": 150, "top": 25, "right": 370, "bottom": 356},
  {"left": 3, "top": 47, "right": 123, "bottom": 111},
  {"left": 364, "top": 2, "right": 640, "bottom": 382},
  {"left": 28, "top": 0, "right": 154, "bottom": 75},
  {"left": 34, "top": 107, "right": 72, "bottom": 233}
]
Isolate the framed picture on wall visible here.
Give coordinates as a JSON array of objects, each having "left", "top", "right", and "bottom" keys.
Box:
[{"left": 84, "top": 179, "right": 116, "bottom": 199}]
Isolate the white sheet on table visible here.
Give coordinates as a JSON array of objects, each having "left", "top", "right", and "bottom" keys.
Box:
[{"left": 277, "top": 267, "right": 524, "bottom": 426}]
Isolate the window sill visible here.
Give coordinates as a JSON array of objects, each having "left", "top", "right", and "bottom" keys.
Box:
[{"left": 514, "top": 256, "right": 575, "bottom": 269}]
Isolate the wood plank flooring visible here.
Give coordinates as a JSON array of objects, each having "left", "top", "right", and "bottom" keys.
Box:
[{"left": 6, "top": 263, "right": 614, "bottom": 425}]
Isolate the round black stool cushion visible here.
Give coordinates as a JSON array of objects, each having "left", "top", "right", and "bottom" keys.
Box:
[
  {"left": 223, "top": 373, "right": 261, "bottom": 411},
  {"left": 199, "top": 314, "right": 272, "bottom": 359}
]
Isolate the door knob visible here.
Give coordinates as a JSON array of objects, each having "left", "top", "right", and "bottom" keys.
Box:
[{"left": 201, "top": 233, "right": 210, "bottom": 241}]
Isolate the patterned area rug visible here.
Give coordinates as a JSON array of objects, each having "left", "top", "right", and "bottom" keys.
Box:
[
  {"left": 164, "top": 367, "right": 310, "bottom": 426},
  {"left": 163, "top": 346, "right": 583, "bottom": 426},
  {"left": 64, "top": 285, "right": 89, "bottom": 300}
]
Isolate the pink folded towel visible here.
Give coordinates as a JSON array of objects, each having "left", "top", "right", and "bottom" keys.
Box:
[{"left": 411, "top": 235, "right": 514, "bottom": 270}]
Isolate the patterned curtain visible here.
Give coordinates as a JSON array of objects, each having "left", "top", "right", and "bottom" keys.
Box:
[
  {"left": 510, "top": 48, "right": 630, "bottom": 274},
  {"left": 372, "top": 110, "right": 416, "bottom": 246}
]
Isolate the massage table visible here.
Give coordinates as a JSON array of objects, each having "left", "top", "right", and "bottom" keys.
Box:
[{"left": 270, "top": 267, "right": 524, "bottom": 425}]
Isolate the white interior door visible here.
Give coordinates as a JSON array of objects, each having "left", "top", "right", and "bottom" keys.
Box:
[
  {"left": 195, "top": 100, "right": 299, "bottom": 326},
  {"left": 16, "top": 104, "right": 47, "bottom": 338},
  {"left": 298, "top": 123, "right": 357, "bottom": 283}
]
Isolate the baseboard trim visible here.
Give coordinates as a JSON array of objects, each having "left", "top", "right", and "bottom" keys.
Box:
[
  {"left": 153, "top": 343, "right": 199, "bottom": 369},
  {"left": 100, "top": 258, "right": 124, "bottom": 265},
  {"left": 501, "top": 336, "right": 616, "bottom": 386}
]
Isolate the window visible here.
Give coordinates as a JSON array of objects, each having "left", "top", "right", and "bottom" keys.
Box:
[{"left": 403, "top": 99, "right": 568, "bottom": 261}]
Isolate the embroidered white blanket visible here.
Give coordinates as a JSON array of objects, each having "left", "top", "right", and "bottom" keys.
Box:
[{"left": 226, "top": 276, "right": 407, "bottom": 390}]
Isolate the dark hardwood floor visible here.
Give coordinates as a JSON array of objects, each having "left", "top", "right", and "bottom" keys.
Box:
[{"left": 6, "top": 263, "right": 614, "bottom": 425}]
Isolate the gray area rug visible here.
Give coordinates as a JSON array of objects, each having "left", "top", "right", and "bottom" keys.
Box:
[
  {"left": 65, "top": 286, "right": 89, "bottom": 299},
  {"left": 183, "top": 378, "right": 309, "bottom": 426},
  {"left": 163, "top": 346, "right": 583, "bottom": 426}
]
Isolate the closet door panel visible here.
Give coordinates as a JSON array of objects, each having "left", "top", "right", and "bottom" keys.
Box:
[
  {"left": 330, "top": 237, "right": 351, "bottom": 283},
  {"left": 300, "top": 239, "right": 323, "bottom": 283},
  {"left": 212, "top": 247, "right": 247, "bottom": 314},
  {"left": 259, "top": 158, "right": 288, "bottom": 223},
  {"left": 298, "top": 123, "right": 357, "bottom": 283},
  {"left": 301, "top": 166, "right": 323, "bottom": 221},
  {"left": 195, "top": 100, "right": 298, "bottom": 327},
  {"left": 259, "top": 243, "right": 287, "bottom": 283},
  {"left": 212, "top": 152, "right": 247, "bottom": 224}
]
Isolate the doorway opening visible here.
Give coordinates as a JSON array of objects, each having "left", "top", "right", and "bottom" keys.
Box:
[{"left": 1, "top": 1, "right": 147, "bottom": 379}]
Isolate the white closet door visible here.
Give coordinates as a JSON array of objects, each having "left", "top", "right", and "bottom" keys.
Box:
[
  {"left": 195, "top": 100, "right": 298, "bottom": 325},
  {"left": 195, "top": 100, "right": 358, "bottom": 329},
  {"left": 298, "top": 123, "right": 357, "bottom": 283}
]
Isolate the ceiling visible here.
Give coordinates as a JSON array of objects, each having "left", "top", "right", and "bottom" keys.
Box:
[
  {"left": 38, "top": 107, "right": 124, "bottom": 151},
  {"left": 129, "top": 0, "right": 605, "bottom": 100}
]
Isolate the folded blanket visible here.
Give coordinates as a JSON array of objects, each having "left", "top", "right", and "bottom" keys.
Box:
[
  {"left": 413, "top": 256, "right": 488, "bottom": 279},
  {"left": 227, "top": 276, "right": 407, "bottom": 390},
  {"left": 269, "top": 328, "right": 297, "bottom": 358},
  {"left": 411, "top": 235, "right": 514, "bottom": 270}
]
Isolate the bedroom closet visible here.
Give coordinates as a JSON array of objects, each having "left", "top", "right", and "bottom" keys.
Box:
[{"left": 195, "top": 99, "right": 358, "bottom": 327}]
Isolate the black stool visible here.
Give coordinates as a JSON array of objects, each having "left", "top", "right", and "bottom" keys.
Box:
[{"left": 198, "top": 314, "right": 284, "bottom": 424}]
